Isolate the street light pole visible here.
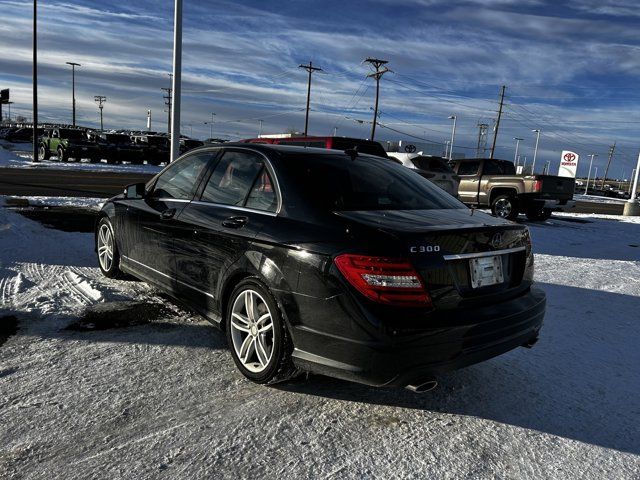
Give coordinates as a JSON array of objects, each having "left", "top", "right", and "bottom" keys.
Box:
[
  {"left": 585, "top": 154, "right": 597, "bottom": 195},
  {"left": 513, "top": 137, "right": 523, "bottom": 163},
  {"left": 448, "top": 115, "right": 457, "bottom": 160},
  {"left": 33, "top": 0, "right": 38, "bottom": 162},
  {"left": 258, "top": 119, "right": 263, "bottom": 137},
  {"left": 169, "top": 0, "right": 183, "bottom": 162},
  {"left": 65, "top": 62, "right": 80, "bottom": 127},
  {"left": 531, "top": 129, "right": 541, "bottom": 174}
]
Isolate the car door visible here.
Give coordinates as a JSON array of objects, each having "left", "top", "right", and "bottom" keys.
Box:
[
  {"left": 456, "top": 160, "right": 481, "bottom": 205},
  {"left": 172, "top": 148, "right": 280, "bottom": 318},
  {"left": 119, "top": 151, "right": 213, "bottom": 291}
]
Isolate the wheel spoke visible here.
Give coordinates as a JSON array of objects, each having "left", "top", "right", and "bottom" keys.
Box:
[
  {"left": 258, "top": 323, "right": 272, "bottom": 333},
  {"left": 231, "top": 313, "right": 250, "bottom": 333},
  {"left": 239, "top": 335, "right": 255, "bottom": 364},
  {"left": 255, "top": 336, "right": 269, "bottom": 367},
  {"left": 256, "top": 312, "right": 270, "bottom": 326},
  {"left": 245, "top": 290, "right": 256, "bottom": 321}
]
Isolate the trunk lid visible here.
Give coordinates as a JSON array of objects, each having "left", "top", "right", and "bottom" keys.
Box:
[{"left": 335, "top": 208, "right": 533, "bottom": 309}]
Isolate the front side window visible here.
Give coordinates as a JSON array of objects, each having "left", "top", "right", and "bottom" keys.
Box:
[
  {"left": 151, "top": 153, "right": 211, "bottom": 200},
  {"left": 201, "top": 150, "right": 274, "bottom": 210}
]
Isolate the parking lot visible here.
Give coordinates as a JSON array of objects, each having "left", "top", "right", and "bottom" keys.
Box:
[{"left": 0, "top": 199, "right": 638, "bottom": 479}]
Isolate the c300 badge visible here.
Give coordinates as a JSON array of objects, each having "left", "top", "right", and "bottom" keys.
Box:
[{"left": 409, "top": 245, "right": 441, "bottom": 253}]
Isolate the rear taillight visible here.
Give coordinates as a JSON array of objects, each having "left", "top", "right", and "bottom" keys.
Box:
[
  {"left": 533, "top": 180, "right": 542, "bottom": 192},
  {"left": 334, "top": 254, "right": 432, "bottom": 308}
]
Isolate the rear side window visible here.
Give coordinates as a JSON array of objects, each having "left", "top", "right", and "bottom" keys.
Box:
[
  {"left": 411, "top": 156, "right": 453, "bottom": 173},
  {"left": 457, "top": 161, "right": 480, "bottom": 176},
  {"left": 201, "top": 150, "right": 275, "bottom": 210},
  {"left": 483, "top": 160, "right": 516, "bottom": 175},
  {"left": 151, "top": 153, "right": 211, "bottom": 200},
  {"left": 282, "top": 154, "right": 462, "bottom": 211}
]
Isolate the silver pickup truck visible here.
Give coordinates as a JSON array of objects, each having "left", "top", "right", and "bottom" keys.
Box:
[{"left": 450, "top": 158, "right": 575, "bottom": 220}]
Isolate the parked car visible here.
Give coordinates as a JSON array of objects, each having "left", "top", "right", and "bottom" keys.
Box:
[
  {"left": 241, "top": 135, "right": 389, "bottom": 158},
  {"left": 132, "top": 134, "right": 170, "bottom": 165},
  {"left": 388, "top": 152, "right": 460, "bottom": 197},
  {"left": 180, "top": 138, "right": 205, "bottom": 154},
  {"left": 450, "top": 158, "right": 575, "bottom": 220},
  {"left": 100, "top": 133, "right": 145, "bottom": 164},
  {"left": 96, "top": 143, "right": 545, "bottom": 390},
  {"left": 38, "top": 128, "right": 101, "bottom": 162},
  {"left": 4, "top": 127, "right": 43, "bottom": 143}
]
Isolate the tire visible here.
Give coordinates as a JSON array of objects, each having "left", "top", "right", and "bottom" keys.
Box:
[
  {"left": 57, "top": 146, "right": 68, "bottom": 162},
  {"left": 225, "top": 279, "right": 297, "bottom": 384},
  {"left": 526, "top": 207, "right": 553, "bottom": 221},
  {"left": 491, "top": 194, "right": 519, "bottom": 220},
  {"left": 38, "top": 144, "right": 50, "bottom": 161},
  {"left": 96, "top": 217, "right": 123, "bottom": 279}
]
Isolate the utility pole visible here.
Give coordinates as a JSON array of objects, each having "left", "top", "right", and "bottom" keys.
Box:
[
  {"left": 364, "top": 58, "right": 390, "bottom": 141},
  {"left": 298, "top": 61, "right": 322, "bottom": 136},
  {"left": 33, "top": 0, "right": 38, "bottom": 162},
  {"left": 513, "top": 137, "right": 523, "bottom": 163},
  {"left": 448, "top": 114, "right": 457, "bottom": 160},
  {"left": 601, "top": 142, "right": 616, "bottom": 189},
  {"left": 490, "top": 85, "right": 506, "bottom": 159},
  {"left": 94, "top": 96, "right": 106, "bottom": 131},
  {"left": 65, "top": 62, "right": 80, "bottom": 126},
  {"left": 147, "top": 109, "right": 152, "bottom": 131},
  {"left": 161, "top": 73, "right": 173, "bottom": 136},
  {"left": 476, "top": 123, "right": 488, "bottom": 157},
  {"left": 531, "top": 129, "right": 541, "bottom": 174}
]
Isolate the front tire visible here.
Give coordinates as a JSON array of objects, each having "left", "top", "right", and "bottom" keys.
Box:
[
  {"left": 96, "top": 217, "right": 123, "bottom": 278},
  {"left": 225, "top": 279, "right": 297, "bottom": 384},
  {"left": 491, "top": 195, "right": 519, "bottom": 220},
  {"left": 57, "top": 146, "right": 68, "bottom": 162}
]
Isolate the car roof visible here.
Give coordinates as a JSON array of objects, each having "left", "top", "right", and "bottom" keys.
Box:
[{"left": 192, "top": 142, "right": 366, "bottom": 157}]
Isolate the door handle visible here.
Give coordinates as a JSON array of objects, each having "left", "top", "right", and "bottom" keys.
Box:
[
  {"left": 222, "top": 216, "right": 248, "bottom": 229},
  {"left": 160, "top": 208, "right": 176, "bottom": 220}
]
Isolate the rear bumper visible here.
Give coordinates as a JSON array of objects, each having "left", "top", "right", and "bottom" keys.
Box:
[{"left": 290, "top": 287, "right": 546, "bottom": 387}]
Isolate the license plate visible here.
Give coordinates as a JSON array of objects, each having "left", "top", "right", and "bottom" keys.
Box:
[{"left": 469, "top": 255, "right": 504, "bottom": 288}]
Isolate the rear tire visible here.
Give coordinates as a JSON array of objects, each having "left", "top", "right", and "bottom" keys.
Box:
[
  {"left": 38, "top": 144, "right": 50, "bottom": 161},
  {"left": 491, "top": 195, "right": 519, "bottom": 220},
  {"left": 225, "top": 279, "right": 298, "bottom": 385},
  {"left": 96, "top": 217, "right": 124, "bottom": 279}
]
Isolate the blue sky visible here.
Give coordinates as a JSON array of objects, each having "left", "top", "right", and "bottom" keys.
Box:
[{"left": 2, "top": 0, "right": 640, "bottom": 177}]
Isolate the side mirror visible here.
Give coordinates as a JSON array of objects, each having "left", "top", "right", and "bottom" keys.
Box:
[{"left": 124, "top": 182, "right": 146, "bottom": 199}]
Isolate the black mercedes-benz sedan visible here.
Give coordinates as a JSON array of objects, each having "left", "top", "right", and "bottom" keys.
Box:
[{"left": 95, "top": 143, "right": 545, "bottom": 390}]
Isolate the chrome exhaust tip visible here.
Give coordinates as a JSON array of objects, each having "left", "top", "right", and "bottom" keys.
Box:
[{"left": 405, "top": 379, "right": 438, "bottom": 393}]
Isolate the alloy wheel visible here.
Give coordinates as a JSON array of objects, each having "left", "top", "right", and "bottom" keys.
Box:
[
  {"left": 494, "top": 198, "right": 512, "bottom": 218},
  {"left": 230, "top": 289, "right": 274, "bottom": 373},
  {"left": 97, "top": 223, "right": 114, "bottom": 272}
]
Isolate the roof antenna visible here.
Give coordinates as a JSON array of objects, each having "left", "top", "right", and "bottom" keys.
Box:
[{"left": 345, "top": 146, "right": 359, "bottom": 161}]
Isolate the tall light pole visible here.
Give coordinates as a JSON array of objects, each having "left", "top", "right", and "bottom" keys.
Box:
[
  {"left": 258, "top": 119, "right": 263, "bottom": 137},
  {"left": 630, "top": 169, "right": 636, "bottom": 195},
  {"left": 444, "top": 140, "right": 451, "bottom": 158},
  {"left": 448, "top": 114, "right": 457, "bottom": 160},
  {"left": 204, "top": 112, "right": 215, "bottom": 139},
  {"left": 33, "top": 0, "right": 38, "bottom": 162},
  {"left": 585, "top": 154, "right": 597, "bottom": 195},
  {"left": 94, "top": 96, "right": 106, "bottom": 131},
  {"left": 513, "top": 137, "right": 523, "bottom": 163},
  {"left": 169, "top": 0, "right": 183, "bottom": 163},
  {"left": 65, "top": 62, "right": 80, "bottom": 126},
  {"left": 531, "top": 129, "right": 541, "bottom": 174}
]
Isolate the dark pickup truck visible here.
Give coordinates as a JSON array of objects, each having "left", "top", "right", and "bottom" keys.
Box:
[{"left": 451, "top": 158, "right": 575, "bottom": 220}]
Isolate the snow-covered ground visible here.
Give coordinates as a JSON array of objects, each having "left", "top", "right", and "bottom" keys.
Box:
[
  {"left": 0, "top": 200, "right": 639, "bottom": 479},
  {"left": 0, "top": 141, "right": 162, "bottom": 175},
  {"left": 574, "top": 193, "right": 629, "bottom": 204}
]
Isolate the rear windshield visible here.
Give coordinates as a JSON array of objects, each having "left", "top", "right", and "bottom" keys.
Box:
[
  {"left": 281, "top": 154, "right": 463, "bottom": 211},
  {"left": 411, "top": 156, "right": 454, "bottom": 173}
]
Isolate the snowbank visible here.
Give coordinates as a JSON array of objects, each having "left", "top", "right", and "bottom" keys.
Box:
[{"left": 0, "top": 202, "right": 638, "bottom": 478}]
